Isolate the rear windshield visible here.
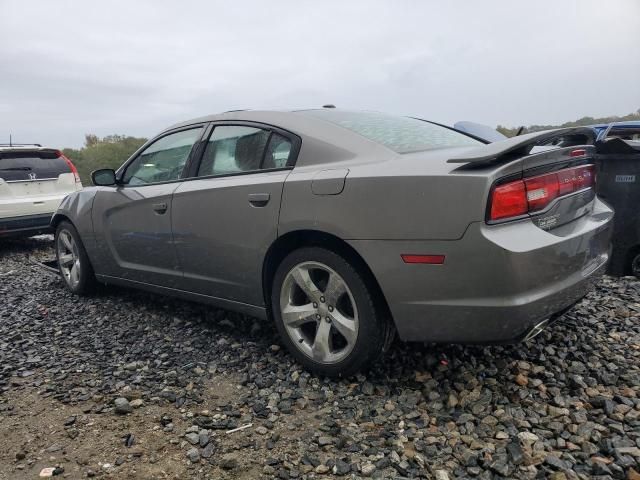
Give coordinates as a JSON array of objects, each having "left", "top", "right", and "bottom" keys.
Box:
[
  {"left": 0, "top": 150, "right": 70, "bottom": 181},
  {"left": 302, "top": 110, "right": 482, "bottom": 153},
  {"left": 607, "top": 127, "right": 640, "bottom": 142}
]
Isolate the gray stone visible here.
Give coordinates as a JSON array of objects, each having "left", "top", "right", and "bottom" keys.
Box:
[
  {"left": 201, "top": 442, "right": 215, "bottom": 459},
  {"left": 114, "top": 397, "right": 132, "bottom": 414},
  {"left": 186, "top": 448, "right": 200, "bottom": 463},
  {"left": 434, "top": 470, "right": 450, "bottom": 480},
  {"left": 318, "top": 436, "right": 334, "bottom": 446},
  {"left": 545, "top": 455, "right": 567, "bottom": 470},
  {"left": 360, "top": 463, "right": 376, "bottom": 477},
  {"left": 220, "top": 453, "right": 239, "bottom": 470}
]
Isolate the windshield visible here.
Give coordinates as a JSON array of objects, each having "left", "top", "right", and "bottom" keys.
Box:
[{"left": 301, "top": 110, "right": 482, "bottom": 154}]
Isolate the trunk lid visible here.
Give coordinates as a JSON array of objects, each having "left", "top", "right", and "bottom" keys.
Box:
[
  {"left": 521, "top": 145, "right": 596, "bottom": 231},
  {"left": 448, "top": 128, "right": 598, "bottom": 232}
]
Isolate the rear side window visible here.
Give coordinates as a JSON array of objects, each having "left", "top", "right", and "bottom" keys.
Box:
[
  {"left": 263, "top": 133, "right": 293, "bottom": 169},
  {"left": 198, "top": 126, "right": 271, "bottom": 176},
  {"left": 0, "top": 151, "right": 70, "bottom": 181},
  {"left": 198, "top": 127, "right": 295, "bottom": 176},
  {"left": 302, "top": 110, "right": 482, "bottom": 153}
]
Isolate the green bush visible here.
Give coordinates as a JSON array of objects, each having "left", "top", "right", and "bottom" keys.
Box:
[{"left": 63, "top": 134, "right": 147, "bottom": 186}]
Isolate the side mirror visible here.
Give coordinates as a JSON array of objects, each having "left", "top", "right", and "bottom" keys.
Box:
[{"left": 91, "top": 168, "right": 118, "bottom": 186}]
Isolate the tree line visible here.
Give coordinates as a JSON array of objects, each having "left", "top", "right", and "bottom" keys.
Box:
[
  {"left": 496, "top": 109, "right": 640, "bottom": 137},
  {"left": 63, "top": 134, "right": 147, "bottom": 185}
]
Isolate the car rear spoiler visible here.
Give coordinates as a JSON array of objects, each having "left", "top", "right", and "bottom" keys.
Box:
[{"left": 447, "top": 127, "right": 596, "bottom": 164}]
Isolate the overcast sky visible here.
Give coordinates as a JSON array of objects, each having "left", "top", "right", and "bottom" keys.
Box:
[{"left": 1, "top": 0, "right": 639, "bottom": 148}]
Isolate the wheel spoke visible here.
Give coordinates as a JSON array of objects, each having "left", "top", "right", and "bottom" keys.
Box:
[
  {"left": 311, "top": 319, "right": 332, "bottom": 361},
  {"left": 61, "top": 232, "right": 73, "bottom": 251},
  {"left": 59, "top": 253, "right": 74, "bottom": 266},
  {"left": 324, "top": 272, "right": 347, "bottom": 306},
  {"left": 291, "top": 266, "right": 321, "bottom": 301},
  {"left": 70, "top": 262, "right": 80, "bottom": 284},
  {"left": 282, "top": 303, "right": 317, "bottom": 328},
  {"left": 330, "top": 310, "right": 357, "bottom": 346}
]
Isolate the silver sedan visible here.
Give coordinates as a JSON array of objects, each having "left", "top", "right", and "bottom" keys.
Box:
[{"left": 53, "top": 109, "right": 613, "bottom": 376}]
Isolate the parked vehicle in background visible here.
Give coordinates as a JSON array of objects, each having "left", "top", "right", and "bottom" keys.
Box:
[
  {"left": 0, "top": 145, "right": 82, "bottom": 238},
  {"left": 593, "top": 121, "right": 640, "bottom": 144},
  {"left": 592, "top": 122, "right": 640, "bottom": 277},
  {"left": 52, "top": 109, "right": 612, "bottom": 376}
]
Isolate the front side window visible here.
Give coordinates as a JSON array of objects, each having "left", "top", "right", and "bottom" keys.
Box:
[{"left": 123, "top": 128, "right": 202, "bottom": 185}]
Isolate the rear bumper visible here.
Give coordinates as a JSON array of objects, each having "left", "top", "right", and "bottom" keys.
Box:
[
  {"left": 0, "top": 213, "right": 54, "bottom": 237},
  {"left": 349, "top": 197, "right": 613, "bottom": 343}
]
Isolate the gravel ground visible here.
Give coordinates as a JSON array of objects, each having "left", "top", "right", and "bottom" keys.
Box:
[{"left": 1, "top": 236, "right": 639, "bottom": 480}]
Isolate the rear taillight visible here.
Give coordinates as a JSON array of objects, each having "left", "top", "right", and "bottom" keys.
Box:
[
  {"left": 490, "top": 180, "right": 528, "bottom": 220},
  {"left": 57, "top": 151, "right": 81, "bottom": 184},
  {"left": 488, "top": 164, "right": 595, "bottom": 222}
]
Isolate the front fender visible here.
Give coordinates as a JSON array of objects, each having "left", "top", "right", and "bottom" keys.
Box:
[{"left": 51, "top": 188, "right": 99, "bottom": 257}]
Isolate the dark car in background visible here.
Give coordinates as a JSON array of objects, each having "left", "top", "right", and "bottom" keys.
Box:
[
  {"left": 51, "top": 109, "right": 612, "bottom": 376},
  {"left": 591, "top": 122, "right": 640, "bottom": 276}
]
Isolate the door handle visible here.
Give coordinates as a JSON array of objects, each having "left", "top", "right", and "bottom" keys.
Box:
[
  {"left": 248, "top": 193, "right": 270, "bottom": 207},
  {"left": 153, "top": 202, "right": 168, "bottom": 214}
]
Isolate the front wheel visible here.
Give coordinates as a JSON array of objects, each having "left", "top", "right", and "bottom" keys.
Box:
[
  {"left": 271, "top": 247, "right": 387, "bottom": 377},
  {"left": 55, "top": 221, "right": 96, "bottom": 295}
]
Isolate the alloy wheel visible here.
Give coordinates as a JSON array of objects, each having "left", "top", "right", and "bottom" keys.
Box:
[
  {"left": 57, "top": 229, "right": 81, "bottom": 289},
  {"left": 279, "top": 261, "right": 359, "bottom": 364}
]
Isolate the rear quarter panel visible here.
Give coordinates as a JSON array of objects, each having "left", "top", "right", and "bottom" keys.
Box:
[{"left": 279, "top": 148, "right": 523, "bottom": 241}]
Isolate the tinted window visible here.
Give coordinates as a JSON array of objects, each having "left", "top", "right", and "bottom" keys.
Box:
[
  {"left": 607, "top": 127, "right": 640, "bottom": 142},
  {"left": 0, "top": 150, "right": 70, "bottom": 181},
  {"left": 198, "top": 126, "right": 270, "bottom": 176},
  {"left": 263, "top": 133, "right": 293, "bottom": 169},
  {"left": 123, "top": 128, "right": 202, "bottom": 185},
  {"left": 302, "top": 110, "right": 482, "bottom": 153}
]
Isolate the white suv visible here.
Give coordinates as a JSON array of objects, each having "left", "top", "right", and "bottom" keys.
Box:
[{"left": 0, "top": 144, "right": 82, "bottom": 238}]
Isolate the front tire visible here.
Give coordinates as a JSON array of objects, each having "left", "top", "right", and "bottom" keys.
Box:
[
  {"left": 55, "top": 221, "right": 96, "bottom": 295},
  {"left": 271, "top": 247, "right": 387, "bottom": 377}
]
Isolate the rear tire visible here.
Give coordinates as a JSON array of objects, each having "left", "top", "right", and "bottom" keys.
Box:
[
  {"left": 271, "top": 247, "right": 387, "bottom": 377},
  {"left": 632, "top": 252, "right": 640, "bottom": 278},
  {"left": 55, "top": 221, "right": 96, "bottom": 295}
]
